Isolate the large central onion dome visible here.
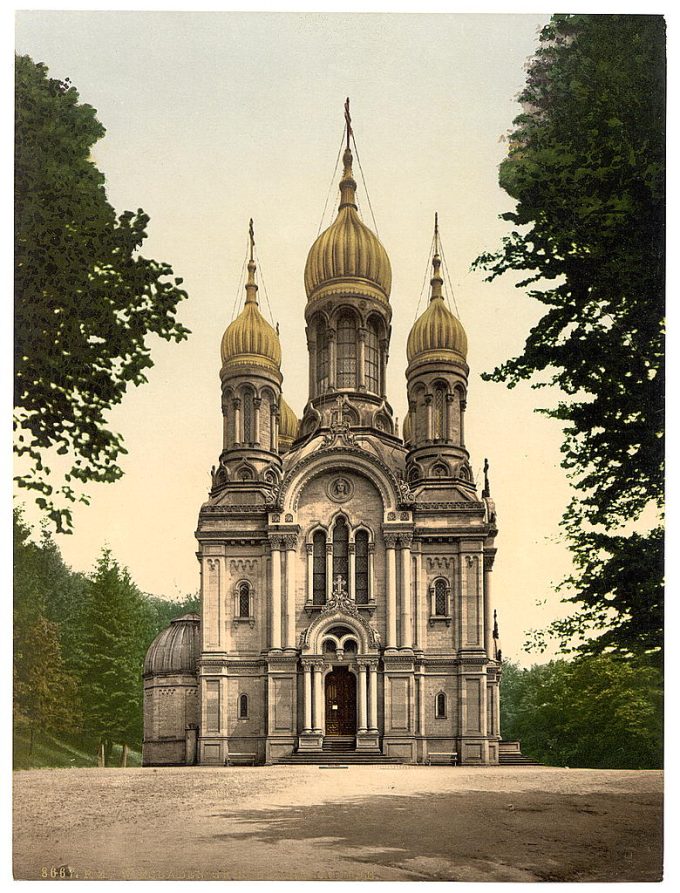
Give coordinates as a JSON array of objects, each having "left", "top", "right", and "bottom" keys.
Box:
[
  {"left": 221, "top": 235, "right": 282, "bottom": 373},
  {"left": 407, "top": 248, "right": 467, "bottom": 365},
  {"left": 304, "top": 147, "right": 392, "bottom": 304}
]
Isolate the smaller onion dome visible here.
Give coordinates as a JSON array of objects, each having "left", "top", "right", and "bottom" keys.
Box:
[
  {"left": 304, "top": 145, "right": 392, "bottom": 304},
  {"left": 402, "top": 411, "right": 412, "bottom": 444},
  {"left": 278, "top": 396, "right": 299, "bottom": 448},
  {"left": 221, "top": 221, "right": 282, "bottom": 374},
  {"left": 407, "top": 219, "right": 467, "bottom": 364},
  {"left": 143, "top": 613, "right": 200, "bottom": 677}
]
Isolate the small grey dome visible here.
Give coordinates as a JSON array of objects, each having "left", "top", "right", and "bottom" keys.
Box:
[{"left": 143, "top": 612, "right": 200, "bottom": 677}]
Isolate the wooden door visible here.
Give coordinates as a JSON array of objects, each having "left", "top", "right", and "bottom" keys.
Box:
[{"left": 324, "top": 667, "right": 356, "bottom": 736}]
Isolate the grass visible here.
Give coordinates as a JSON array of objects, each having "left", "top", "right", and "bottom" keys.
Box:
[{"left": 13, "top": 728, "right": 142, "bottom": 770}]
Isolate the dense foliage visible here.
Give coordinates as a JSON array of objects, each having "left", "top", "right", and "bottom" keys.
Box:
[
  {"left": 501, "top": 658, "right": 663, "bottom": 769},
  {"left": 14, "top": 55, "right": 190, "bottom": 533},
  {"left": 475, "top": 15, "right": 665, "bottom": 661},
  {"left": 13, "top": 509, "right": 198, "bottom": 765}
]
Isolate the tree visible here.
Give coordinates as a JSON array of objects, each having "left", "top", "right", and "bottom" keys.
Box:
[
  {"left": 500, "top": 657, "right": 663, "bottom": 769},
  {"left": 74, "top": 549, "right": 153, "bottom": 757},
  {"left": 14, "top": 55, "right": 190, "bottom": 533},
  {"left": 13, "top": 510, "right": 82, "bottom": 754},
  {"left": 474, "top": 16, "right": 665, "bottom": 661}
]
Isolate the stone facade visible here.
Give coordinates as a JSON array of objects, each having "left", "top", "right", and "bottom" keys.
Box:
[{"left": 143, "top": 125, "right": 501, "bottom": 767}]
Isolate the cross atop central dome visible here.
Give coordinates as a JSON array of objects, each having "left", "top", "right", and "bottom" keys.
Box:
[{"left": 304, "top": 105, "right": 392, "bottom": 305}]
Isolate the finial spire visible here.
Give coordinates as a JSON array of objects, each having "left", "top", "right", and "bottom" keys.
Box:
[
  {"left": 339, "top": 102, "right": 357, "bottom": 210},
  {"left": 344, "top": 97, "right": 352, "bottom": 150},
  {"left": 245, "top": 218, "right": 258, "bottom": 305},
  {"left": 430, "top": 211, "right": 444, "bottom": 302}
]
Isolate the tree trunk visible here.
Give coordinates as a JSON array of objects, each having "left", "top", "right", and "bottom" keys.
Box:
[
  {"left": 121, "top": 743, "right": 128, "bottom": 768},
  {"left": 29, "top": 725, "right": 35, "bottom": 758},
  {"left": 99, "top": 741, "right": 106, "bottom": 767}
]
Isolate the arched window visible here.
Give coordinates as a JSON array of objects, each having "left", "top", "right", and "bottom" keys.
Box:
[
  {"left": 313, "top": 531, "right": 327, "bottom": 605},
  {"left": 434, "top": 579, "right": 448, "bottom": 616},
  {"left": 336, "top": 314, "right": 357, "bottom": 389},
  {"left": 238, "top": 694, "right": 248, "bottom": 719},
  {"left": 316, "top": 319, "right": 329, "bottom": 394},
  {"left": 433, "top": 384, "right": 446, "bottom": 440},
  {"left": 323, "top": 640, "right": 336, "bottom": 653},
  {"left": 355, "top": 530, "right": 369, "bottom": 605},
  {"left": 435, "top": 692, "right": 447, "bottom": 719},
  {"left": 365, "top": 319, "right": 380, "bottom": 393},
  {"left": 242, "top": 388, "right": 254, "bottom": 444},
  {"left": 332, "top": 517, "right": 349, "bottom": 588},
  {"left": 239, "top": 582, "right": 251, "bottom": 618}
]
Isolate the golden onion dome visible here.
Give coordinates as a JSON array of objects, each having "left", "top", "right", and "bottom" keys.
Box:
[
  {"left": 304, "top": 146, "right": 392, "bottom": 304},
  {"left": 221, "top": 224, "right": 282, "bottom": 374},
  {"left": 278, "top": 396, "right": 299, "bottom": 445},
  {"left": 407, "top": 240, "right": 467, "bottom": 365}
]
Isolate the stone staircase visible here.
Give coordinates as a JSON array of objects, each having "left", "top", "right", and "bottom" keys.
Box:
[
  {"left": 498, "top": 746, "right": 542, "bottom": 767},
  {"left": 275, "top": 736, "right": 402, "bottom": 766}
]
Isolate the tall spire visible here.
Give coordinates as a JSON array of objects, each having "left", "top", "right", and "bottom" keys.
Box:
[
  {"left": 430, "top": 212, "right": 444, "bottom": 302},
  {"left": 339, "top": 98, "right": 358, "bottom": 210},
  {"left": 245, "top": 217, "right": 258, "bottom": 305}
]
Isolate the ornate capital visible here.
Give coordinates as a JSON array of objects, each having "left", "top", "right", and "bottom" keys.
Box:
[
  {"left": 424, "top": 394, "right": 433, "bottom": 405},
  {"left": 348, "top": 543, "right": 356, "bottom": 554},
  {"left": 483, "top": 555, "right": 495, "bottom": 572},
  {"left": 270, "top": 535, "right": 286, "bottom": 550},
  {"left": 384, "top": 533, "right": 399, "bottom": 549},
  {"left": 305, "top": 542, "right": 314, "bottom": 555},
  {"left": 282, "top": 534, "right": 298, "bottom": 551},
  {"left": 253, "top": 397, "right": 262, "bottom": 408},
  {"left": 232, "top": 397, "right": 241, "bottom": 409},
  {"left": 368, "top": 542, "right": 376, "bottom": 555},
  {"left": 446, "top": 393, "right": 455, "bottom": 404},
  {"left": 400, "top": 534, "right": 413, "bottom": 549},
  {"left": 325, "top": 543, "right": 334, "bottom": 555}
]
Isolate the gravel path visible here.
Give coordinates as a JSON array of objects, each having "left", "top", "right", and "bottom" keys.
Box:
[{"left": 13, "top": 765, "right": 663, "bottom": 881}]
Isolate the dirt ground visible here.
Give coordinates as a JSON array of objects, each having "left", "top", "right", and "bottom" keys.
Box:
[{"left": 13, "top": 765, "right": 663, "bottom": 881}]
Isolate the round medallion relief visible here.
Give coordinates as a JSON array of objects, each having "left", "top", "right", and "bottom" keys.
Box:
[{"left": 327, "top": 476, "right": 354, "bottom": 503}]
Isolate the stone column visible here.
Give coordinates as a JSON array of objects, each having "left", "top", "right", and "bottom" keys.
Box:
[
  {"left": 232, "top": 397, "right": 241, "bottom": 445},
  {"left": 413, "top": 549, "right": 422, "bottom": 651},
  {"left": 446, "top": 392, "right": 455, "bottom": 442},
  {"left": 368, "top": 543, "right": 375, "bottom": 603},
  {"left": 270, "top": 538, "right": 282, "bottom": 650},
  {"left": 348, "top": 542, "right": 356, "bottom": 600},
  {"left": 307, "top": 331, "right": 316, "bottom": 398},
  {"left": 379, "top": 339, "right": 388, "bottom": 399},
  {"left": 408, "top": 400, "right": 416, "bottom": 445},
  {"left": 357, "top": 328, "right": 367, "bottom": 391},
  {"left": 303, "top": 663, "right": 313, "bottom": 732},
  {"left": 305, "top": 543, "right": 314, "bottom": 604},
  {"left": 385, "top": 534, "right": 398, "bottom": 649},
  {"left": 271, "top": 406, "right": 279, "bottom": 452},
  {"left": 484, "top": 556, "right": 494, "bottom": 659},
  {"left": 253, "top": 397, "right": 261, "bottom": 445},
  {"left": 368, "top": 661, "right": 378, "bottom": 732},
  {"left": 357, "top": 664, "right": 368, "bottom": 733},
  {"left": 416, "top": 669, "right": 425, "bottom": 736},
  {"left": 325, "top": 542, "right": 333, "bottom": 602},
  {"left": 425, "top": 394, "right": 433, "bottom": 442},
  {"left": 400, "top": 536, "right": 413, "bottom": 649},
  {"left": 284, "top": 535, "right": 297, "bottom": 650},
  {"left": 312, "top": 663, "right": 324, "bottom": 733},
  {"left": 328, "top": 330, "right": 336, "bottom": 389},
  {"left": 460, "top": 395, "right": 466, "bottom": 447}
]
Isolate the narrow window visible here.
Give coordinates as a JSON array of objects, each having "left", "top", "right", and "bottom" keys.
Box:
[
  {"left": 239, "top": 582, "right": 250, "bottom": 618},
  {"left": 238, "top": 694, "right": 248, "bottom": 719},
  {"left": 355, "top": 530, "right": 369, "bottom": 605},
  {"left": 313, "top": 531, "right": 327, "bottom": 605},
  {"left": 336, "top": 314, "right": 357, "bottom": 389},
  {"left": 332, "top": 517, "right": 349, "bottom": 589},
  {"left": 365, "top": 319, "right": 380, "bottom": 393},
  {"left": 436, "top": 692, "right": 447, "bottom": 719},
  {"left": 242, "top": 388, "right": 254, "bottom": 443},
  {"left": 316, "top": 319, "right": 329, "bottom": 394},
  {"left": 435, "top": 579, "right": 448, "bottom": 616},
  {"left": 433, "top": 384, "right": 446, "bottom": 440}
]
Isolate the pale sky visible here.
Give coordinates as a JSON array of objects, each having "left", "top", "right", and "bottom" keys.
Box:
[{"left": 14, "top": 10, "right": 583, "bottom": 666}]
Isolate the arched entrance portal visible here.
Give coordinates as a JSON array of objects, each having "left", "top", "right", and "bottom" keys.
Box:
[{"left": 324, "top": 667, "right": 356, "bottom": 736}]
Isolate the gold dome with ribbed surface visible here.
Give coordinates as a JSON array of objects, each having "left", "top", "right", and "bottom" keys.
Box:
[
  {"left": 278, "top": 396, "right": 299, "bottom": 444},
  {"left": 221, "top": 242, "right": 282, "bottom": 373},
  {"left": 407, "top": 251, "right": 467, "bottom": 364},
  {"left": 304, "top": 147, "right": 392, "bottom": 303}
]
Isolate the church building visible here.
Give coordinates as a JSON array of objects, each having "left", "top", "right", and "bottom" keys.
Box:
[{"left": 143, "top": 112, "right": 501, "bottom": 766}]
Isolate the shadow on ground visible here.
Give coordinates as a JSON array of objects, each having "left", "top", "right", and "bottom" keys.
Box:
[{"left": 211, "top": 789, "right": 662, "bottom": 882}]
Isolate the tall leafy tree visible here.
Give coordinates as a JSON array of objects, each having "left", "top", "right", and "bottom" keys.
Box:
[
  {"left": 14, "top": 55, "right": 190, "bottom": 532},
  {"left": 500, "top": 657, "right": 663, "bottom": 769},
  {"left": 74, "top": 549, "right": 153, "bottom": 757},
  {"left": 475, "top": 15, "right": 665, "bottom": 661}
]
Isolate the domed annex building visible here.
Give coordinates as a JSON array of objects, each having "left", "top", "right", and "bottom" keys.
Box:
[{"left": 143, "top": 114, "right": 501, "bottom": 767}]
